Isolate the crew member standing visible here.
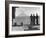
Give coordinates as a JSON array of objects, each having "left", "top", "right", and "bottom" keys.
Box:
[{"left": 36, "top": 13, "right": 38, "bottom": 25}]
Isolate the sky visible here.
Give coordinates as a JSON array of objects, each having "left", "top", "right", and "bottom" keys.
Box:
[{"left": 15, "top": 7, "right": 40, "bottom": 17}]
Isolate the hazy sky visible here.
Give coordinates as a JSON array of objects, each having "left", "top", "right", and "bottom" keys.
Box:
[{"left": 15, "top": 7, "right": 40, "bottom": 17}]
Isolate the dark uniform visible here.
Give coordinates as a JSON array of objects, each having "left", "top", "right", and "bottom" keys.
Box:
[
  {"left": 30, "top": 14, "right": 33, "bottom": 25},
  {"left": 33, "top": 14, "right": 35, "bottom": 25},
  {"left": 36, "top": 14, "right": 38, "bottom": 25}
]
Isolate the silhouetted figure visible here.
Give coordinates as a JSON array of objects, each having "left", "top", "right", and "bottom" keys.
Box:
[
  {"left": 21, "top": 22, "right": 23, "bottom": 26},
  {"left": 30, "top": 14, "right": 33, "bottom": 25},
  {"left": 36, "top": 13, "right": 38, "bottom": 25},
  {"left": 33, "top": 14, "right": 35, "bottom": 25}
]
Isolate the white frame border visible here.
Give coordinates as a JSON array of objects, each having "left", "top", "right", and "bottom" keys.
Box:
[{"left": 9, "top": 4, "right": 43, "bottom": 35}]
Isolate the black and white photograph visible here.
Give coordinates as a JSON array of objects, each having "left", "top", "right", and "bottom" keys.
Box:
[
  {"left": 12, "top": 7, "right": 40, "bottom": 31},
  {"left": 5, "top": 1, "right": 45, "bottom": 37}
]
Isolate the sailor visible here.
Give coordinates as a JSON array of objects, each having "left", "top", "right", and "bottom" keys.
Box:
[
  {"left": 33, "top": 14, "right": 35, "bottom": 25},
  {"left": 36, "top": 13, "right": 38, "bottom": 25}
]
